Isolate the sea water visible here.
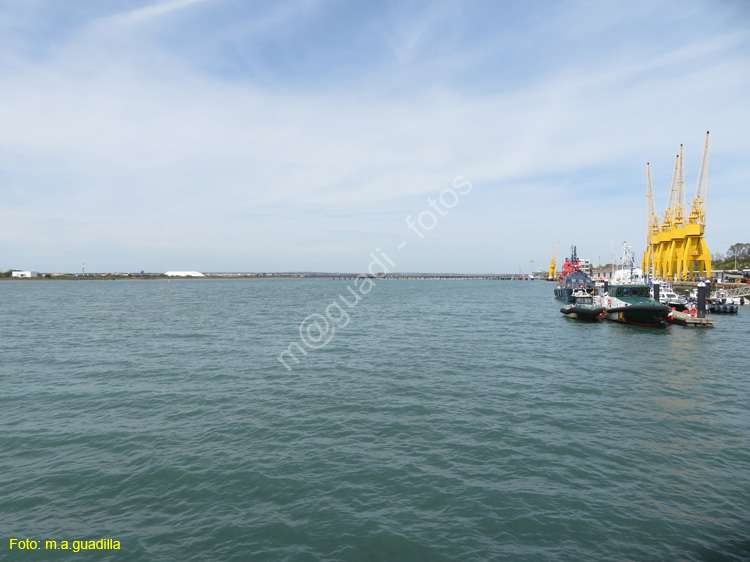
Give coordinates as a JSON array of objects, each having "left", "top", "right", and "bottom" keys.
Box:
[{"left": 2, "top": 279, "right": 749, "bottom": 561}]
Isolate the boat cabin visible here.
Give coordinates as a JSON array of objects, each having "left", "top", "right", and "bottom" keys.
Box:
[{"left": 612, "top": 285, "right": 650, "bottom": 298}]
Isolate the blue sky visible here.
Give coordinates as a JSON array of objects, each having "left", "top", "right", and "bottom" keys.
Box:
[{"left": 1, "top": 0, "right": 748, "bottom": 273}]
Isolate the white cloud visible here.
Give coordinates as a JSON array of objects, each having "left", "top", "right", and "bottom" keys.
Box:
[{"left": 108, "top": 0, "right": 213, "bottom": 26}]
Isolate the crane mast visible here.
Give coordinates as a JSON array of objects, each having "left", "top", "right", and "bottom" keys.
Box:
[
  {"left": 689, "top": 131, "right": 710, "bottom": 225},
  {"left": 642, "top": 163, "right": 660, "bottom": 279},
  {"left": 661, "top": 153, "right": 680, "bottom": 231},
  {"left": 674, "top": 144, "right": 686, "bottom": 227}
]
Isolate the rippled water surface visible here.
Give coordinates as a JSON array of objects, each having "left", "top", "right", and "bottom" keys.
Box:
[{"left": 2, "top": 279, "right": 749, "bottom": 561}]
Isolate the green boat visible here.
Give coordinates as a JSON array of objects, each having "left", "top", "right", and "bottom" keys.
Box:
[
  {"left": 560, "top": 291, "right": 606, "bottom": 321},
  {"left": 604, "top": 284, "right": 672, "bottom": 327}
]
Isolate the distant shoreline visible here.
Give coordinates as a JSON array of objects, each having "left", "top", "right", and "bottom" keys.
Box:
[{"left": 2, "top": 275, "right": 742, "bottom": 289}]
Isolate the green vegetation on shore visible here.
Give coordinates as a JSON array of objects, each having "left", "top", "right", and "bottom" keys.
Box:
[{"left": 712, "top": 242, "right": 750, "bottom": 271}]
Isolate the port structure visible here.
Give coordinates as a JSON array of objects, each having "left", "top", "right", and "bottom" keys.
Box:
[
  {"left": 642, "top": 132, "right": 711, "bottom": 282},
  {"left": 548, "top": 242, "right": 559, "bottom": 280}
]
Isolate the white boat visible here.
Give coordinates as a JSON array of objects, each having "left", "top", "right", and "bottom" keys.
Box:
[
  {"left": 652, "top": 282, "right": 688, "bottom": 311},
  {"left": 706, "top": 289, "right": 740, "bottom": 313},
  {"left": 710, "top": 288, "right": 740, "bottom": 305},
  {"left": 610, "top": 243, "right": 646, "bottom": 285}
]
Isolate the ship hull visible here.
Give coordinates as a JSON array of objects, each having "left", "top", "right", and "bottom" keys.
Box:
[
  {"left": 605, "top": 305, "right": 672, "bottom": 327},
  {"left": 560, "top": 305, "right": 606, "bottom": 321}
]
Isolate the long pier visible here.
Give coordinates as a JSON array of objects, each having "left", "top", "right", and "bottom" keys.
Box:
[
  {"left": 721, "top": 285, "right": 750, "bottom": 299},
  {"left": 673, "top": 281, "right": 750, "bottom": 295},
  {"left": 327, "top": 274, "right": 530, "bottom": 280}
]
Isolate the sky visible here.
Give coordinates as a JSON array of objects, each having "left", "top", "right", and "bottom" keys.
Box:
[{"left": 1, "top": 0, "right": 748, "bottom": 273}]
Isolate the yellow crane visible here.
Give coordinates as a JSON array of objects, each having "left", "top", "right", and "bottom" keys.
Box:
[
  {"left": 646, "top": 132, "right": 711, "bottom": 282},
  {"left": 548, "top": 242, "right": 559, "bottom": 280},
  {"left": 642, "top": 163, "right": 660, "bottom": 277}
]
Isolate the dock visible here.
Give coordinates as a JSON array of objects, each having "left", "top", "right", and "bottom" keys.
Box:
[
  {"left": 671, "top": 310, "right": 716, "bottom": 327},
  {"left": 329, "top": 274, "right": 525, "bottom": 280}
]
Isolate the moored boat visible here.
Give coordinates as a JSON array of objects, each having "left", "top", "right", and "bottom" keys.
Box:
[
  {"left": 611, "top": 243, "right": 646, "bottom": 285},
  {"left": 706, "top": 290, "right": 739, "bottom": 313},
  {"left": 653, "top": 282, "right": 689, "bottom": 311},
  {"left": 707, "top": 302, "right": 738, "bottom": 314},
  {"left": 554, "top": 246, "right": 595, "bottom": 302},
  {"left": 604, "top": 284, "right": 673, "bottom": 326},
  {"left": 560, "top": 291, "right": 606, "bottom": 321},
  {"left": 555, "top": 270, "right": 596, "bottom": 302}
]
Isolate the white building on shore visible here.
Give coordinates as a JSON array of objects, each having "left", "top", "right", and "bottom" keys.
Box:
[
  {"left": 578, "top": 258, "right": 592, "bottom": 277},
  {"left": 11, "top": 270, "right": 38, "bottom": 278}
]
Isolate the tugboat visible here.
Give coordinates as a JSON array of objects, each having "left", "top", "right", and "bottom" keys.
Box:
[
  {"left": 554, "top": 246, "right": 595, "bottom": 302},
  {"left": 560, "top": 290, "right": 606, "bottom": 321}
]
